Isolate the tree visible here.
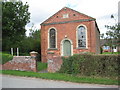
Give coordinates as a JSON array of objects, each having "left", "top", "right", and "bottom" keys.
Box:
[
  {"left": 2, "top": 1, "right": 30, "bottom": 51},
  {"left": 101, "top": 15, "right": 120, "bottom": 53},
  {"left": 105, "top": 24, "right": 120, "bottom": 52},
  {"left": 30, "top": 29, "right": 41, "bottom": 54},
  {"left": 19, "top": 29, "right": 41, "bottom": 57}
]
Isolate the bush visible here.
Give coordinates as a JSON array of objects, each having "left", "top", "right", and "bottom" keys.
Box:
[
  {"left": 59, "top": 54, "right": 119, "bottom": 78},
  {"left": 0, "top": 52, "right": 13, "bottom": 64}
]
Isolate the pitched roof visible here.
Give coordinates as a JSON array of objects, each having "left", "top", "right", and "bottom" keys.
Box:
[
  {"left": 41, "top": 7, "right": 100, "bottom": 33},
  {"left": 66, "top": 7, "right": 95, "bottom": 19},
  {"left": 41, "top": 7, "right": 95, "bottom": 24},
  {"left": 100, "top": 39, "right": 107, "bottom": 46}
]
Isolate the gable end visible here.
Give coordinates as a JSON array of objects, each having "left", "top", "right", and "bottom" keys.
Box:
[{"left": 41, "top": 7, "right": 96, "bottom": 25}]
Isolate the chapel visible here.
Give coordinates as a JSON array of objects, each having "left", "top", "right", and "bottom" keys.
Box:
[{"left": 41, "top": 7, "right": 100, "bottom": 63}]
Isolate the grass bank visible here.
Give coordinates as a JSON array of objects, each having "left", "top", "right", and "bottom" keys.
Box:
[
  {"left": 102, "top": 52, "right": 120, "bottom": 54},
  {"left": 1, "top": 70, "right": 119, "bottom": 85},
  {"left": 0, "top": 52, "right": 13, "bottom": 64}
]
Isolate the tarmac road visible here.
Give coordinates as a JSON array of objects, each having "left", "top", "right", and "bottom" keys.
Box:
[{"left": 1, "top": 75, "right": 118, "bottom": 88}]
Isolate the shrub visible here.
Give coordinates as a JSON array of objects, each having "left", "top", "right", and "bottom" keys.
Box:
[
  {"left": 59, "top": 54, "right": 119, "bottom": 78},
  {"left": 0, "top": 52, "right": 13, "bottom": 64}
]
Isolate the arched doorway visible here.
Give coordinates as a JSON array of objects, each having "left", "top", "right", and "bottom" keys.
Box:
[{"left": 63, "top": 40, "right": 71, "bottom": 56}]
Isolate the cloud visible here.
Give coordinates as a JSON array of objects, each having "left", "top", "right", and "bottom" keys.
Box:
[
  {"left": 96, "top": 13, "right": 118, "bottom": 34},
  {"left": 22, "top": 0, "right": 119, "bottom": 35},
  {"left": 65, "top": 0, "right": 81, "bottom": 8}
]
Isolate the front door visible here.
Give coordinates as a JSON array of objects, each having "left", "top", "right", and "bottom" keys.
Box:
[{"left": 63, "top": 40, "right": 71, "bottom": 56}]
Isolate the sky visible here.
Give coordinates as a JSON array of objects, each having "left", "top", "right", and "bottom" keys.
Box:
[{"left": 22, "top": 0, "right": 120, "bottom": 36}]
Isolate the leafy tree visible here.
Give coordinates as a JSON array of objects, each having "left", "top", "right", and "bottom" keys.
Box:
[
  {"left": 19, "top": 29, "right": 41, "bottom": 56},
  {"left": 30, "top": 30, "right": 41, "bottom": 54},
  {"left": 101, "top": 15, "right": 120, "bottom": 53},
  {"left": 106, "top": 24, "right": 120, "bottom": 52},
  {"left": 2, "top": 1, "right": 30, "bottom": 51}
]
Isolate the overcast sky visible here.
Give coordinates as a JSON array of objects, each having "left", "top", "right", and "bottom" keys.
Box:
[{"left": 22, "top": 0, "right": 119, "bottom": 36}]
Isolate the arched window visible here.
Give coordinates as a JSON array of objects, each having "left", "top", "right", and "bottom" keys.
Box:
[
  {"left": 49, "top": 28, "right": 56, "bottom": 48},
  {"left": 78, "top": 26, "right": 86, "bottom": 48}
]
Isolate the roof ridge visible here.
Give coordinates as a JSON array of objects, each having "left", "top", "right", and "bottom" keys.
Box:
[
  {"left": 65, "top": 7, "right": 95, "bottom": 20},
  {"left": 41, "top": 8, "right": 63, "bottom": 25}
]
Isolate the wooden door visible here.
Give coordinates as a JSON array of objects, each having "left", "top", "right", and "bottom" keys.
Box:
[{"left": 63, "top": 40, "right": 71, "bottom": 56}]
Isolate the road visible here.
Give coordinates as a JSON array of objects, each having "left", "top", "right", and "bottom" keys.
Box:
[{"left": 1, "top": 75, "right": 118, "bottom": 88}]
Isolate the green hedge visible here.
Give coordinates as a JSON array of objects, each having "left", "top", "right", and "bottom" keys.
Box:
[
  {"left": 0, "top": 52, "right": 13, "bottom": 64},
  {"left": 59, "top": 54, "right": 120, "bottom": 77}
]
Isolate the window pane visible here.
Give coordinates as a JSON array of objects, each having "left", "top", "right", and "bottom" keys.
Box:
[
  {"left": 63, "top": 14, "right": 69, "bottom": 18},
  {"left": 78, "top": 26, "right": 86, "bottom": 47},
  {"left": 49, "top": 29, "right": 56, "bottom": 48}
]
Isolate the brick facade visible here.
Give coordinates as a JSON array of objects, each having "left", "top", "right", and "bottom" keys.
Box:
[{"left": 41, "top": 7, "right": 100, "bottom": 63}]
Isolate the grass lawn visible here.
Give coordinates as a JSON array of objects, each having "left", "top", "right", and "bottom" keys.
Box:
[
  {"left": 0, "top": 70, "right": 119, "bottom": 85},
  {"left": 37, "top": 61, "right": 47, "bottom": 71},
  {"left": 102, "top": 52, "right": 120, "bottom": 54}
]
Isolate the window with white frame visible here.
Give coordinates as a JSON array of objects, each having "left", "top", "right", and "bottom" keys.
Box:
[
  {"left": 78, "top": 26, "right": 86, "bottom": 48},
  {"left": 49, "top": 28, "right": 56, "bottom": 48},
  {"left": 63, "top": 14, "right": 69, "bottom": 18}
]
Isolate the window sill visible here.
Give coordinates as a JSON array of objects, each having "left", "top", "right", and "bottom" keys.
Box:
[
  {"left": 76, "top": 47, "right": 88, "bottom": 50},
  {"left": 48, "top": 48, "right": 58, "bottom": 50},
  {"left": 47, "top": 52, "right": 54, "bottom": 54}
]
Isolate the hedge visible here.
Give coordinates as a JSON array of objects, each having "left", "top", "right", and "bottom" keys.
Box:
[
  {"left": 0, "top": 52, "right": 13, "bottom": 64},
  {"left": 59, "top": 54, "right": 120, "bottom": 78}
]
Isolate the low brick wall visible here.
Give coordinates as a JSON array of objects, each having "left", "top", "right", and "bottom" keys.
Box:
[
  {"left": 47, "top": 53, "right": 62, "bottom": 72},
  {"left": 1, "top": 56, "right": 37, "bottom": 72}
]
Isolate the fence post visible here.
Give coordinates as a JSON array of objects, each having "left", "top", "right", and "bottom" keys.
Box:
[
  {"left": 11, "top": 48, "right": 13, "bottom": 56},
  {"left": 17, "top": 48, "right": 19, "bottom": 56}
]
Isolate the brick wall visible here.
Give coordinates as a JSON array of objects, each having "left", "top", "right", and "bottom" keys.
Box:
[
  {"left": 1, "top": 56, "right": 37, "bottom": 72},
  {"left": 47, "top": 53, "right": 62, "bottom": 72}
]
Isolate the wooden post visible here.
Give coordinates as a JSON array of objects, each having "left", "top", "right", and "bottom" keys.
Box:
[
  {"left": 17, "top": 48, "right": 19, "bottom": 56},
  {"left": 11, "top": 48, "right": 13, "bottom": 56}
]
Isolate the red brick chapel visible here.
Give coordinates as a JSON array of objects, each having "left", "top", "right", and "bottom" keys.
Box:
[{"left": 41, "top": 7, "right": 100, "bottom": 63}]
